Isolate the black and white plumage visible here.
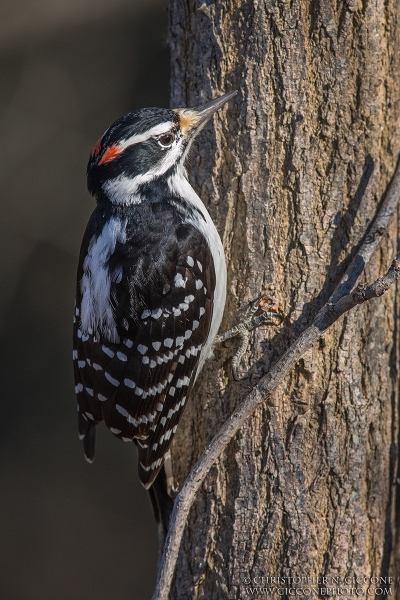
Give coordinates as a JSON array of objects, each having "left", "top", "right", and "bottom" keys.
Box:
[{"left": 73, "top": 92, "right": 235, "bottom": 492}]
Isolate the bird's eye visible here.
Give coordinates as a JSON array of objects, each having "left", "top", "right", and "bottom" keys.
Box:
[{"left": 157, "top": 132, "right": 175, "bottom": 148}]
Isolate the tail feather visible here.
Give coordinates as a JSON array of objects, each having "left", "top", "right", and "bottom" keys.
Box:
[
  {"left": 83, "top": 423, "right": 96, "bottom": 463},
  {"left": 78, "top": 410, "right": 90, "bottom": 440},
  {"left": 78, "top": 411, "right": 96, "bottom": 463},
  {"left": 148, "top": 467, "right": 174, "bottom": 535}
]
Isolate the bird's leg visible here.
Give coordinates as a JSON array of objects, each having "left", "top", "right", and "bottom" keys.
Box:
[{"left": 215, "top": 293, "right": 283, "bottom": 381}]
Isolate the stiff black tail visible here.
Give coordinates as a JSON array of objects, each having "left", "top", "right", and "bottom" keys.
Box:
[
  {"left": 148, "top": 467, "right": 174, "bottom": 535},
  {"left": 78, "top": 411, "right": 96, "bottom": 463}
]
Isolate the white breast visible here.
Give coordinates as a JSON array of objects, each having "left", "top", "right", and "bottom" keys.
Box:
[{"left": 168, "top": 168, "right": 227, "bottom": 374}]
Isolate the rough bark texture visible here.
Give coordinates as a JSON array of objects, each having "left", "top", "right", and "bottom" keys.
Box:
[{"left": 168, "top": 1, "right": 400, "bottom": 597}]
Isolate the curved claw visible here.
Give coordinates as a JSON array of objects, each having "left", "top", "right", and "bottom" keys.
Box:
[
  {"left": 232, "top": 365, "right": 250, "bottom": 382},
  {"left": 253, "top": 310, "right": 284, "bottom": 328},
  {"left": 215, "top": 293, "right": 285, "bottom": 382}
]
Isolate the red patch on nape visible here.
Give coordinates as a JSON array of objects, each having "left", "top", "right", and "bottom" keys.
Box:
[
  {"left": 92, "top": 136, "right": 103, "bottom": 157},
  {"left": 98, "top": 144, "right": 123, "bottom": 165}
]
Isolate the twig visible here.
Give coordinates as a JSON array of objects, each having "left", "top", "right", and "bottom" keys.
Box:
[{"left": 151, "top": 157, "right": 400, "bottom": 600}]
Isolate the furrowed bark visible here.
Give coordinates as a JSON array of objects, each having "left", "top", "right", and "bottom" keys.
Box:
[{"left": 166, "top": 1, "right": 400, "bottom": 598}]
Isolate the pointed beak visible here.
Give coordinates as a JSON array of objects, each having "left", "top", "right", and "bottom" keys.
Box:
[{"left": 174, "top": 90, "right": 237, "bottom": 138}]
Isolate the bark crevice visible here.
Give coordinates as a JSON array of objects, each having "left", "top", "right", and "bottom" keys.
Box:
[{"left": 166, "top": 0, "right": 400, "bottom": 597}]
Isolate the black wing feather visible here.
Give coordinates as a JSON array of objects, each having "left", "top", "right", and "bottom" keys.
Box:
[{"left": 73, "top": 201, "right": 216, "bottom": 488}]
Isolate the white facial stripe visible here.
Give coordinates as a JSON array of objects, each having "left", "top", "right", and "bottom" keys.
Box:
[
  {"left": 103, "top": 135, "right": 184, "bottom": 205},
  {"left": 119, "top": 121, "right": 175, "bottom": 149}
]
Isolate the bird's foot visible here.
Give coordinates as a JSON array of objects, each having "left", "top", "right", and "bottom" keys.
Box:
[{"left": 215, "top": 293, "right": 283, "bottom": 381}]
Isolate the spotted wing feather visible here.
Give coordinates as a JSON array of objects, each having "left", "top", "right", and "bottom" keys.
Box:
[{"left": 73, "top": 207, "right": 216, "bottom": 488}]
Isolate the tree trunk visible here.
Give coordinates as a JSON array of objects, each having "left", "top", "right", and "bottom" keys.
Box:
[{"left": 168, "top": 0, "right": 400, "bottom": 597}]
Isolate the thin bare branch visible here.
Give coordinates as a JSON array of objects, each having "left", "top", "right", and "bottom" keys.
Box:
[{"left": 151, "top": 157, "right": 400, "bottom": 600}]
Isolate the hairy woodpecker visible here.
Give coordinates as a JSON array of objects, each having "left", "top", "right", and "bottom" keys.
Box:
[{"left": 73, "top": 92, "right": 236, "bottom": 505}]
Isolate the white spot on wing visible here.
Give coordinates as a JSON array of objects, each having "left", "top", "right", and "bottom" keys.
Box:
[
  {"left": 105, "top": 372, "right": 120, "bottom": 386},
  {"left": 116, "top": 404, "right": 139, "bottom": 426},
  {"left": 102, "top": 345, "right": 115, "bottom": 358},
  {"left": 124, "top": 378, "right": 135, "bottom": 388},
  {"left": 137, "top": 344, "right": 148, "bottom": 355},
  {"left": 174, "top": 273, "right": 186, "bottom": 288}
]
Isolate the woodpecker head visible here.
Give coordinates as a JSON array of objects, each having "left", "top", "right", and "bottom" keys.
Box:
[{"left": 87, "top": 91, "right": 237, "bottom": 203}]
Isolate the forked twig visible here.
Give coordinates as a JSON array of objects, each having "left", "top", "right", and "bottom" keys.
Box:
[{"left": 152, "top": 157, "right": 400, "bottom": 600}]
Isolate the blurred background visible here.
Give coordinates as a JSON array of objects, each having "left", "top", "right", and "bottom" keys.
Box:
[{"left": 0, "top": 0, "right": 169, "bottom": 597}]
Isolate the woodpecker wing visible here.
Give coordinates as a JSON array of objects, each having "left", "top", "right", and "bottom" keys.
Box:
[{"left": 73, "top": 202, "right": 216, "bottom": 488}]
